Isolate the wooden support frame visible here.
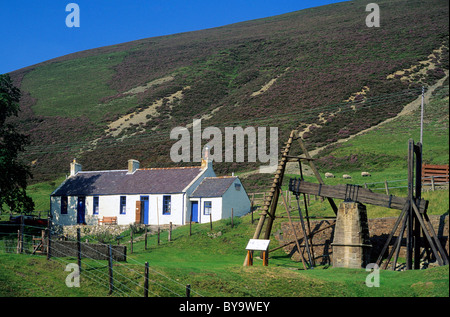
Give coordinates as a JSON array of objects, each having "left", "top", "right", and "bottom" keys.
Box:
[
  {"left": 244, "top": 134, "right": 448, "bottom": 270},
  {"left": 376, "top": 139, "right": 448, "bottom": 270},
  {"left": 244, "top": 131, "right": 337, "bottom": 267}
]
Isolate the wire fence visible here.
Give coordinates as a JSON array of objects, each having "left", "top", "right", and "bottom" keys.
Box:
[
  {"left": 357, "top": 175, "right": 449, "bottom": 194},
  {"left": 0, "top": 222, "right": 203, "bottom": 297}
]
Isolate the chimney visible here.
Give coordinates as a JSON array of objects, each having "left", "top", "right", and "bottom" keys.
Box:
[
  {"left": 127, "top": 159, "right": 140, "bottom": 174},
  {"left": 201, "top": 145, "right": 213, "bottom": 170},
  {"left": 70, "top": 158, "right": 82, "bottom": 177}
]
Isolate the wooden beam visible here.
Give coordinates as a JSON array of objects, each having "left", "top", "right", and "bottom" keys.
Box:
[
  {"left": 269, "top": 221, "right": 336, "bottom": 253},
  {"left": 288, "top": 179, "right": 428, "bottom": 213},
  {"left": 282, "top": 154, "right": 316, "bottom": 161},
  {"left": 279, "top": 188, "right": 308, "bottom": 270},
  {"left": 296, "top": 138, "right": 338, "bottom": 214}
]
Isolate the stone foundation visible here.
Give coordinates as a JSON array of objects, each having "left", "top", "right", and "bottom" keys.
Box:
[
  {"left": 276, "top": 211, "right": 448, "bottom": 267},
  {"left": 331, "top": 202, "right": 371, "bottom": 268},
  {"left": 53, "top": 223, "right": 174, "bottom": 241}
]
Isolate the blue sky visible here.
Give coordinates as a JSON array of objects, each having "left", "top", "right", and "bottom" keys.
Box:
[{"left": 0, "top": 1, "right": 344, "bottom": 74}]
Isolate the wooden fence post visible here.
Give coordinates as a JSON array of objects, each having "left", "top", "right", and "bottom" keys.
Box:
[
  {"left": 231, "top": 208, "right": 234, "bottom": 228},
  {"left": 77, "top": 228, "right": 81, "bottom": 275},
  {"left": 130, "top": 230, "right": 133, "bottom": 254},
  {"left": 46, "top": 215, "right": 51, "bottom": 260},
  {"left": 189, "top": 214, "right": 192, "bottom": 236},
  {"left": 210, "top": 214, "right": 213, "bottom": 231},
  {"left": 157, "top": 227, "right": 160, "bottom": 245},
  {"left": 144, "top": 225, "right": 148, "bottom": 250},
  {"left": 168, "top": 222, "right": 172, "bottom": 242},
  {"left": 144, "top": 261, "right": 149, "bottom": 297},
  {"left": 41, "top": 230, "right": 45, "bottom": 254},
  {"left": 16, "top": 215, "right": 24, "bottom": 254},
  {"left": 385, "top": 180, "right": 390, "bottom": 196},
  {"left": 251, "top": 199, "right": 254, "bottom": 224},
  {"left": 186, "top": 284, "right": 191, "bottom": 297},
  {"left": 16, "top": 230, "right": 20, "bottom": 254},
  {"left": 108, "top": 244, "right": 113, "bottom": 295},
  {"left": 20, "top": 215, "right": 24, "bottom": 253}
]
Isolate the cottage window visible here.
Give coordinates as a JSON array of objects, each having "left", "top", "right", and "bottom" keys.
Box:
[
  {"left": 61, "top": 196, "right": 68, "bottom": 214},
  {"left": 163, "top": 196, "right": 171, "bottom": 215},
  {"left": 235, "top": 183, "right": 241, "bottom": 191},
  {"left": 204, "top": 201, "right": 212, "bottom": 215},
  {"left": 93, "top": 196, "right": 99, "bottom": 214},
  {"left": 120, "top": 196, "right": 126, "bottom": 214}
]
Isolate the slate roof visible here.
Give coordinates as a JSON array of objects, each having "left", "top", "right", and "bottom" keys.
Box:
[
  {"left": 190, "top": 176, "right": 239, "bottom": 198},
  {"left": 51, "top": 167, "right": 204, "bottom": 196}
]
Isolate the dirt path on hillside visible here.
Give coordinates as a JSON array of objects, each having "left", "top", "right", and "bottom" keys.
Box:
[
  {"left": 306, "top": 70, "right": 449, "bottom": 159},
  {"left": 240, "top": 70, "right": 449, "bottom": 178}
]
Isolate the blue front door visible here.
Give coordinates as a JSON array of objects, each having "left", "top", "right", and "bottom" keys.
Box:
[
  {"left": 191, "top": 201, "right": 199, "bottom": 222},
  {"left": 141, "top": 196, "right": 149, "bottom": 225},
  {"left": 77, "top": 197, "right": 86, "bottom": 224}
]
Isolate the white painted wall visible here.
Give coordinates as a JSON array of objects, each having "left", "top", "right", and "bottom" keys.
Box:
[
  {"left": 189, "top": 197, "right": 222, "bottom": 224},
  {"left": 187, "top": 179, "right": 251, "bottom": 224},
  {"left": 52, "top": 193, "right": 190, "bottom": 226},
  {"left": 147, "top": 193, "right": 185, "bottom": 225},
  {"left": 50, "top": 162, "right": 220, "bottom": 227},
  {"left": 181, "top": 163, "right": 216, "bottom": 225}
]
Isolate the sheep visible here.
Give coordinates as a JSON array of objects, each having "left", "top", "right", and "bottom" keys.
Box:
[
  {"left": 343, "top": 174, "right": 352, "bottom": 179},
  {"left": 325, "top": 172, "right": 335, "bottom": 178},
  {"left": 361, "top": 171, "right": 371, "bottom": 177}
]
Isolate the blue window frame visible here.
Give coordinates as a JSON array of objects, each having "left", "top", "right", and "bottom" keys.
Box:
[
  {"left": 204, "top": 201, "right": 212, "bottom": 215},
  {"left": 120, "top": 196, "right": 126, "bottom": 214},
  {"left": 162, "top": 196, "right": 171, "bottom": 215},
  {"left": 93, "top": 196, "right": 99, "bottom": 214}
]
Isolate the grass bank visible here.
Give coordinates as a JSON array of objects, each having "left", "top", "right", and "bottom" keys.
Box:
[{"left": 0, "top": 213, "right": 448, "bottom": 297}]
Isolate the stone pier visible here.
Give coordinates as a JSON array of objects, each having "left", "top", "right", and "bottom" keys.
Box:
[{"left": 332, "top": 202, "right": 371, "bottom": 268}]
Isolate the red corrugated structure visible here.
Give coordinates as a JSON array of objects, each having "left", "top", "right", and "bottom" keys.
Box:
[{"left": 422, "top": 164, "right": 449, "bottom": 184}]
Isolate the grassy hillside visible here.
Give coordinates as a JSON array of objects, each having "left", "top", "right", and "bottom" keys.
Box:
[
  {"left": 314, "top": 84, "right": 449, "bottom": 175},
  {"left": 7, "top": 0, "right": 448, "bottom": 183}
]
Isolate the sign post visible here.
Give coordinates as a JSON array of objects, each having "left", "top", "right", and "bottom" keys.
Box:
[{"left": 245, "top": 239, "right": 271, "bottom": 266}]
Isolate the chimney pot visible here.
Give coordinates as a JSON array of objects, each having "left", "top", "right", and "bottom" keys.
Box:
[
  {"left": 128, "top": 159, "right": 140, "bottom": 174},
  {"left": 201, "top": 145, "right": 213, "bottom": 170},
  {"left": 70, "top": 159, "right": 82, "bottom": 177}
]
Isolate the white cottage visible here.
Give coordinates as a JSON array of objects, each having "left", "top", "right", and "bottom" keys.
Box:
[
  {"left": 189, "top": 176, "right": 250, "bottom": 223},
  {"left": 50, "top": 157, "right": 251, "bottom": 226}
]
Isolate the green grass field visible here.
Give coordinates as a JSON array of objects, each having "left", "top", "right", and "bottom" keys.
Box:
[{"left": 0, "top": 215, "right": 448, "bottom": 297}]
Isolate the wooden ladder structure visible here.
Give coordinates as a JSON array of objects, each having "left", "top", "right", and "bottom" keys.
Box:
[{"left": 243, "top": 130, "right": 337, "bottom": 267}]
